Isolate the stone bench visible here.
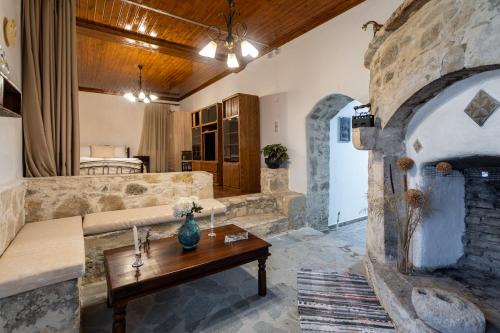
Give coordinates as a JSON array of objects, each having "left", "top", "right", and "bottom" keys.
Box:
[
  {"left": 0, "top": 216, "right": 85, "bottom": 333},
  {"left": 83, "top": 198, "right": 227, "bottom": 284}
]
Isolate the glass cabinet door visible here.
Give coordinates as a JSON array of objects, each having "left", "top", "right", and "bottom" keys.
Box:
[
  {"left": 223, "top": 118, "right": 239, "bottom": 162},
  {"left": 192, "top": 127, "right": 202, "bottom": 160}
]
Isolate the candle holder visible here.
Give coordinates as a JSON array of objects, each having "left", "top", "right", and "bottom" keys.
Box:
[
  {"left": 208, "top": 228, "right": 216, "bottom": 238},
  {"left": 132, "top": 253, "right": 143, "bottom": 269}
]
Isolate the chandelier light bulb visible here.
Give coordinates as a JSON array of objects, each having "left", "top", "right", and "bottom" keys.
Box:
[
  {"left": 144, "top": 97, "right": 151, "bottom": 104},
  {"left": 138, "top": 91, "right": 146, "bottom": 100},
  {"left": 124, "top": 24, "right": 132, "bottom": 31},
  {"left": 124, "top": 92, "right": 136, "bottom": 102},
  {"left": 227, "top": 53, "right": 240, "bottom": 68},
  {"left": 199, "top": 41, "right": 218, "bottom": 58},
  {"left": 241, "top": 40, "right": 259, "bottom": 58},
  {"left": 150, "top": 94, "right": 159, "bottom": 101},
  {"left": 138, "top": 24, "right": 147, "bottom": 33}
]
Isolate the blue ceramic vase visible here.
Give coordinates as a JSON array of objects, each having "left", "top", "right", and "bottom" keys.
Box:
[{"left": 178, "top": 213, "right": 200, "bottom": 250}]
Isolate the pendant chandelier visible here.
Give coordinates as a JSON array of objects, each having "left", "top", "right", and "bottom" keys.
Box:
[
  {"left": 198, "top": 0, "right": 259, "bottom": 68},
  {"left": 123, "top": 65, "right": 158, "bottom": 103}
]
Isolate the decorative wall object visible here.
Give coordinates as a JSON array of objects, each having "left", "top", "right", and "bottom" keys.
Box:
[
  {"left": 413, "top": 139, "right": 422, "bottom": 153},
  {"left": 3, "top": 18, "right": 16, "bottom": 47},
  {"left": 338, "top": 117, "right": 351, "bottom": 142},
  {"left": 464, "top": 90, "right": 499, "bottom": 127}
]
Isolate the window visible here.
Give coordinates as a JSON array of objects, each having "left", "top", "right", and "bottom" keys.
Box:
[{"left": 338, "top": 117, "right": 351, "bottom": 142}]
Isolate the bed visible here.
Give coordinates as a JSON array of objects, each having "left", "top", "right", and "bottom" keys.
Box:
[{"left": 80, "top": 145, "right": 144, "bottom": 175}]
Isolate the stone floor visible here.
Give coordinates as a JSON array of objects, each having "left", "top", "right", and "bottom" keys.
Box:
[{"left": 82, "top": 221, "right": 367, "bottom": 333}]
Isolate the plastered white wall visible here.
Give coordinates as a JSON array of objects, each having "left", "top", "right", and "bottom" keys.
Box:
[
  {"left": 328, "top": 101, "right": 368, "bottom": 226},
  {"left": 0, "top": 0, "right": 22, "bottom": 189},
  {"left": 180, "top": 0, "right": 403, "bottom": 194},
  {"left": 406, "top": 70, "right": 500, "bottom": 269},
  {"left": 79, "top": 92, "right": 145, "bottom": 156}
]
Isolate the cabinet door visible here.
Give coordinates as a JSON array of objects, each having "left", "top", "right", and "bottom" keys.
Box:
[
  {"left": 192, "top": 161, "right": 201, "bottom": 171},
  {"left": 231, "top": 97, "right": 239, "bottom": 117},
  {"left": 223, "top": 163, "right": 240, "bottom": 188}
]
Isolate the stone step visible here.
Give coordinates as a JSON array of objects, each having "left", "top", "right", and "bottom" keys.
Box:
[
  {"left": 227, "top": 213, "right": 288, "bottom": 238},
  {"left": 218, "top": 194, "right": 279, "bottom": 219}
]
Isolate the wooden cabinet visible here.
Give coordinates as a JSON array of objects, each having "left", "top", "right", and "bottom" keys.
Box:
[
  {"left": 222, "top": 94, "right": 260, "bottom": 193},
  {"left": 191, "top": 103, "right": 223, "bottom": 185},
  {"left": 223, "top": 162, "right": 240, "bottom": 188}
]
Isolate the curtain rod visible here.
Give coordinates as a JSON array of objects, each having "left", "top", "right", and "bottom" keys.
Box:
[{"left": 120, "top": 0, "right": 269, "bottom": 47}]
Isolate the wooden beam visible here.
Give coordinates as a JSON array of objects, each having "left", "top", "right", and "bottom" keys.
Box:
[
  {"left": 79, "top": 86, "right": 181, "bottom": 102},
  {"left": 76, "top": 19, "right": 226, "bottom": 64}
]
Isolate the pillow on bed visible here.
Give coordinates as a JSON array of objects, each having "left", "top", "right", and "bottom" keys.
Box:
[
  {"left": 91, "top": 145, "right": 114, "bottom": 158},
  {"left": 80, "top": 145, "right": 91, "bottom": 157},
  {"left": 113, "top": 146, "right": 128, "bottom": 158}
]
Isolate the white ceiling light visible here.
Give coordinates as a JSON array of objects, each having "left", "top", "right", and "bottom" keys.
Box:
[
  {"left": 125, "top": 24, "right": 132, "bottom": 30},
  {"left": 199, "top": 40, "right": 218, "bottom": 59},
  {"left": 123, "top": 65, "right": 159, "bottom": 104},
  {"left": 149, "top": 31, "right": 157, "bottom": 37},
  {"left": 198, "top": 0, "right": 260, "bottom": 68},
  {"left": 241, "top": 40, "right": 259, "bottom": 58},
  {"left": 227, "top": 53, "right": 239, "bottom": 68},
  {"left": 138, "top": 24, "right": 147, "bottom": 33}
]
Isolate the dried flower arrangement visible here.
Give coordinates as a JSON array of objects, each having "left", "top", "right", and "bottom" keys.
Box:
[
  {"left": 371, "top": 157, "right": 452, "bottom": 274},
  {"left": 436, "top": 162, "right": 452, "bottom": 176}
]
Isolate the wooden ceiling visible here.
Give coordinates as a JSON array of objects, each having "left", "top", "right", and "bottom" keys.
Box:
[{"left": 77, "top": 0, "right": 365, "bottom": 101}]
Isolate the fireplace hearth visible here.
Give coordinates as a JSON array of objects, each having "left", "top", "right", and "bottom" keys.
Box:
[{"left": 358, "top": 0, "right": 500, "bottom": 331}]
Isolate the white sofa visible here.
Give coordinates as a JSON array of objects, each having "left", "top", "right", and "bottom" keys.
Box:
[{"left": 0, "top": 216, "right": 85, "bottom": 299}]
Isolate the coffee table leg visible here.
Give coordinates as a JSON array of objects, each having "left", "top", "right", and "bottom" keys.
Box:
[
  {"left": 112, "top": 304, "right": 127, "bottom": 333},
  {"left": 258, "top": 258, "right": 267, "bottom": 296}
]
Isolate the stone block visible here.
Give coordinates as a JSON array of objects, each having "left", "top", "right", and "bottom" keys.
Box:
[
  {"left": 352, "top": 127, "right": 378, "bottom": 150},
  {"left": 260, "top": 168, "right": 289, "bottom": 194},
  {"left": 0, "top": 279, "right": 80, "bottom": 333},
  {"left": 0, "top": 182, "right": 25, "bottom": 256},
  {"left": 412, "top": 288, "right": 485, "bottom": 333},
  {"left": 274, "top": 192, "right": 306, "bottom": 230}
]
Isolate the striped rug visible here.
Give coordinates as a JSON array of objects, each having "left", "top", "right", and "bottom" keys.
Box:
[{"left": 297, "top": 269, "right": 395, "bottom": 332}]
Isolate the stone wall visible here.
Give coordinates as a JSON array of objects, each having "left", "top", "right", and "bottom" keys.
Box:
[
  {"left": 461, "top": 169, "right": 500, "bottom": 276},
  {"left": 25, "top": 172, "right": 213, "bottom": 222},
  {"left": 306, "top": 94, "right": 354, "bottom": 231},
  {"left": 0, "top": 279, "right": 80, "bottom": 333},
  {"left": 0, "top": 182, "right": 25, "bottom": 256},
  {"left": 366, "top": 0, "right": 500, "bottom": 128}
]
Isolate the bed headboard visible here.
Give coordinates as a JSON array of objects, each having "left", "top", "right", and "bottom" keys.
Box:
[{"left": 81, "top": 145, "right": 132, "bottom": 158}]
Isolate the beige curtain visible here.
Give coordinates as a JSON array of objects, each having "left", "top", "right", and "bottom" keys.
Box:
[
  {"left": 22, "top": 0, "right": 80, "bottom": 176},
  {"left": 139, "top": 103, "right": 171, "bottom": 173}
]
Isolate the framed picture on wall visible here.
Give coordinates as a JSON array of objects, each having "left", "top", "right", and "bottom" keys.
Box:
[{"left": 338, "top": 117, "right": 351, "bottom": 142}]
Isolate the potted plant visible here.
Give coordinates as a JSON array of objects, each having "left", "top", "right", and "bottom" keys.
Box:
[
  {"left": 262, "top": 144, "right": 289, "bottom": 169},
  {"left": 173, "top": 196, "right": 203, "bottom": 250}
]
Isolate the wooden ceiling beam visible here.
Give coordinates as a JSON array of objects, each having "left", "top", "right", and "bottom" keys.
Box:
[
  {"left": 76, "top": 19, "right": 226, "bottom": 64},
  {"left": 79, "top": 86, "right": 181, "bottom": 102}
]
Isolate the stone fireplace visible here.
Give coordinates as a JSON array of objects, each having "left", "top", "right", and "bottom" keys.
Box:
[{"left": 355, "top": 0, "right": 500, "bottom": 331}]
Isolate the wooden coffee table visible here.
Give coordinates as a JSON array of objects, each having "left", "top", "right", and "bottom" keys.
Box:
[{"left": 104, "top": 224, "right": 271, "bottom": 333}]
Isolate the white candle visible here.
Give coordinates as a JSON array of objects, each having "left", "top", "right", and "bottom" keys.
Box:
[
  {"left": 133, "top": 226, "right": 140, "bottom": 254},
  {"left": 210, "top": 208, "right": 215, "bottom": 229}
]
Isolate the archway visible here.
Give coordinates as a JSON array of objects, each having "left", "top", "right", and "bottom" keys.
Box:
[{"left": 306, "top": 94, "right": 368, "bottom": 231}]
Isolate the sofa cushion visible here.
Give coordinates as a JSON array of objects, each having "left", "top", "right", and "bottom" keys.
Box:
[
  {"left": 83, "top": 198, "right": 227, "bottom": 236},
  {"left": 0, "top": 216, "right": 85, "bottom": 299}
]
